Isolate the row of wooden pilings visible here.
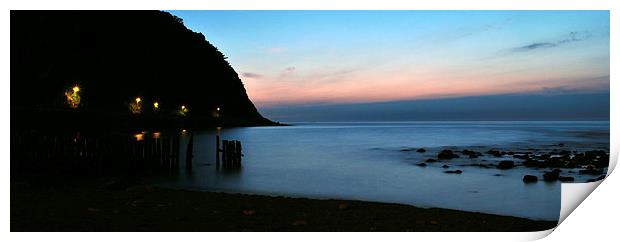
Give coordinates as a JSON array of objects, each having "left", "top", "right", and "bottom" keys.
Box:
[
  {"left": 11, "top": 130, "right": 243, "bottom": 175},
  {"left": 10, "top": 130, "right": 182, "bottom": 174},
  {"left": 215, "top": 135, "right": 243, "bottom": 169},
  {"left": 131, "top": 133, "right": 182, "bottom": 171}
]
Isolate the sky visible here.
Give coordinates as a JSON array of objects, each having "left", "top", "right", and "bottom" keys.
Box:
[{"left": 169, "top": 11, "right": 609, "bottom": 121}]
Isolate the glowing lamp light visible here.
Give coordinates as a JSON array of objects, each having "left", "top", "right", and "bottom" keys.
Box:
[
  {"left": 178, "top": 105, "right": 189, "bottom": 116},
  {"left": 153, "top": 101, "right": 160, "bottom": 112},
  {"left": 214, "top": 106, "right": 221, "bottom": 118},
  {"left": 65, "top": 85, "right": 81, "bottom": 109},
  {"left": 129, "top": 96, "right": 143, "bottom": 114},
  {"left": 134, "top": 133, "right": 144, "bottom": 141}
]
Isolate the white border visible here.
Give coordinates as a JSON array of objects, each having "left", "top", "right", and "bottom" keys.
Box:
[{"left": 2, "top": 1, "right": 617, "bottom": 241}]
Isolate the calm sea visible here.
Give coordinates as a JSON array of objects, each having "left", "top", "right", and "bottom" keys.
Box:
[{"left": 152, "top": 121, "right": 610, "bottom": 221}]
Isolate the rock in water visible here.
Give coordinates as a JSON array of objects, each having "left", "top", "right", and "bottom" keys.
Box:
[
  {"left": 497, "top": 160, "right": 515, "bottom": 169},
  {"left": 543, "top": 170, "right": 561, "bottom": 182},
  {"left": 467, "top": 163, "right": 491, "bottom": 168},
  {"left": 444, "top": 170, "right": 463, "bottom": 174},
  {"left": 523, "top": 175, "right": 538, "bottom": 183},
  {"left": 438, "top": 150, "right": 460, "bottom": 160},
  {"left": 522, "top": 159, "right": 541, "bottom": 168},
  {"left": 416, "top": 163, "right": 427, "bottom": 167},
  {"left": 462, "top": 149, "right": 482, "bottom": 158},
  {"left": 487, "top": 150, "right": 503, "bottom": 157},
  {"left": 416, "top": 148, "right": 426, "bottom": 153},
  {"left": 579, "top": 166, "right": 604, "bottom": 175},
  {"left": 513, "top": 154, "right": 529, "bottom": 159},
  {"left": 558, "top": 176, "right": 575, "bottom": 182}
]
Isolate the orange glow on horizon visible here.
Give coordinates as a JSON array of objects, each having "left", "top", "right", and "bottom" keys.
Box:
[{"left": 242, "top": 69, "right": 609, "bottom": 108}]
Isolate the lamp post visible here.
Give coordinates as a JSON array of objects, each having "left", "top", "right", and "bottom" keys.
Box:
[{"left": 215, "top": 106, "right": 222, "bottom": 167}]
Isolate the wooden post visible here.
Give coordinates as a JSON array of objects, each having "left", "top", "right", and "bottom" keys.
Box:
[
  {"left": 186, "top": 134, "right": 194, "bottom": 170},
  {"left": 172, "top": 135, "right": 180, "bottom": 169},
  {"left": 222, "top": 140, "right": 226, "bottom": 168},
  {"left": 229, "top": 140, "right": 233, "bottom": 167},
  {"left": 225, "top": 140, "right": 230, "bottom": 168},
  {"left": 234, "top": 140, "right": 238, "bottom": 167},
  {"left": 162, "top": 136, "right": 170, "bottom": 170},
  {"left": 229, "top": 140, "right": 234, "bottom": 167},
  {"left": 235, "top": 140, "right": 242, "bottom": 167},
  {"left": 143, "top": 137, "right": 149, "bottom": 168},
  {"left": 216, "top": 135, "right": 220, "bottom": 166},
  {"left": 156, "top": 136, "right": 162, "bottom": 168}
]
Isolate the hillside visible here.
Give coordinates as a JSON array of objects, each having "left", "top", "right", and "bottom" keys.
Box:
[{"left": 11, "top": 10, "right": 276, "bottom": 130}]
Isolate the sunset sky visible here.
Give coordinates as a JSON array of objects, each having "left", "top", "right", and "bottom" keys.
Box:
[{"left": 169, "top": 11, "right": 609, "bottom": 109}]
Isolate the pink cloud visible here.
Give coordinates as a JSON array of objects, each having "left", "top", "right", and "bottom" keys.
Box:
[{"left": 244, "top": 69, "right": 609, "bottom": 108}]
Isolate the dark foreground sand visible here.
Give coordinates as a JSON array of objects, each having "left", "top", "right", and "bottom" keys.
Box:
[{"left": 11, "top": 176, "right": 557, "bottom": 232}]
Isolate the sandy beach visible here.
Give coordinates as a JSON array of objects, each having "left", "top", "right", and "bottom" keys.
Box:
[{"left": 11, "top": 175, "right": 557, "bottom": 232}]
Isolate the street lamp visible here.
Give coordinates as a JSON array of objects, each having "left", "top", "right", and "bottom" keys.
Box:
[
  {"left": 178, "top": 105, "right": 189, "bottom": 116},
  {"left": 65, "top": 85, "right": 81, "bottom": 108},
  {"left": 129, "top": 96, "right": 143, "bottom": 114}
]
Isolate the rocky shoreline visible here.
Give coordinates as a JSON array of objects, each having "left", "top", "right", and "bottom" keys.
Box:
[{"left": 401, "top": 143, "right": 609, "bottom": 183}]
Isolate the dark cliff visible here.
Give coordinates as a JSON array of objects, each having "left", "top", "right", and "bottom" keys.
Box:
[{"left": 11, "top": 10, "right": 276, "bottom": 130}]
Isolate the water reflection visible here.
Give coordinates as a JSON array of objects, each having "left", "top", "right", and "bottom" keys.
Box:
[
  {"left": 133, "top": 133, "right": 144, "bottom": 141},
  {"left": 151, "top": 121, "right": 609, "bottom": 220}
]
